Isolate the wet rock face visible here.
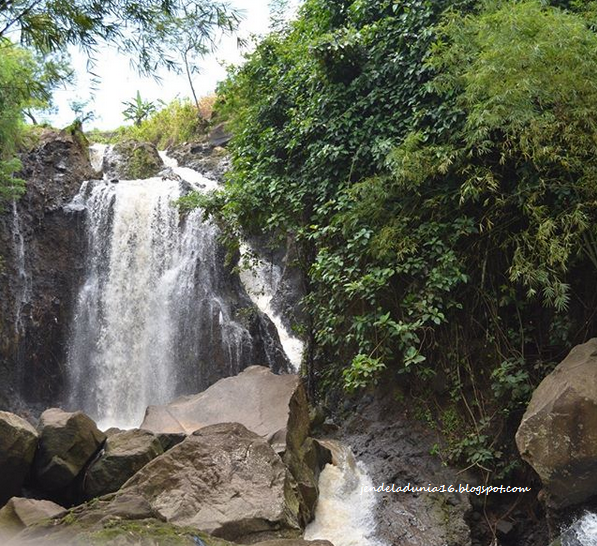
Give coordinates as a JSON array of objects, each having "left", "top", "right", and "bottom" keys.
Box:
[
  {"left": 0, "top": 129, "right": 93, "bottom": 412},
  {"left": 336, "top": 389, "right": 473, "bottom": 546},
  {"left": 0, "top": 411, "right": 38, "bottom": 505},
  {"left": 516, "top": 338, "right": 597, "bottom": 509}
]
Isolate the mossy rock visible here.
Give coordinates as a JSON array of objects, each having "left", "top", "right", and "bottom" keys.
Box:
[
  {"left": 108, "top": 140, "right": 163, "bottom": 179},
  {"left": 12, "top": 515, "right": 236, "bottom": 545}
]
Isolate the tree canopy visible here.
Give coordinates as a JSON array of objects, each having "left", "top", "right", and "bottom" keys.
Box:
[
  {"left": 0, "top": 39, "right": 69, "bottom": 203},
  {"left": 0, "top": 0, "right": 242, "bottom": 207},
  {"left": 0, "top": 0, "right": 242, "bottom": 74},
  {"left": 199, "top": 0, "right": 597, "bottom": 476}
]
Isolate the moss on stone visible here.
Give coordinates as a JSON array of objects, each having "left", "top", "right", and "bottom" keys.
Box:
[
  {"left": 112, "top": 140, "right": 163, "bottom": 179},
  {"left": 77, "top": 518, "right": 232, "bottom": 545},
  {"left": 19, "top": 516, "right": 236, "bottom": 546}
]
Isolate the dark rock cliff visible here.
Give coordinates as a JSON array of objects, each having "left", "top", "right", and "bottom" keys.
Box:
[
  {"left": 1, "top": 133, "right": 294, "bottom": 419},
  {"left": 0, "top": 129, "right": 94, "bottom": 413}
]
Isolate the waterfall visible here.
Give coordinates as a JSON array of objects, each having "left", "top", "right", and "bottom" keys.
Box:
[
  {"left": 305, "top": 441, "right": 386, "bottom": 546},
  {"left": 238, "top": 244, "right": 304, "bottom": 372},
  {"left": 66, "top": 148, "right": 288, "bottom": 430},
  {"left": 11, "top": 200, "right": 31, "bottom": 335}
]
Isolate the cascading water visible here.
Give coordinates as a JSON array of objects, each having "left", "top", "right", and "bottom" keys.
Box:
[
  {"left": 238, "top": 244, "right": 304, "bottom": 371},
  {"left": 560, "top": 513, "right": 597, "bottom": 545},
  {"left": 10, "top": 200, "right": 31, "bottom": 335},
  {"left": 305, "top": 441, "right": 387, "bottom": 546},
  {"left": 66, "top": 146, "right": 290, "bottom": 429}
]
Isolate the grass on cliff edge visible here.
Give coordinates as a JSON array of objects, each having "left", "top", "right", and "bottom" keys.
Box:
[{"left": 86, "top": 96, "right": 215, "bottom": 149}]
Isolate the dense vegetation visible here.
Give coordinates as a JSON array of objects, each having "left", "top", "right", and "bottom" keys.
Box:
[
  {"left": 198, "top": 0, "right": 597, "bottom": 478},
  {"left": 4, "top": 0, "right": 597, "bottom": 484},
  {"left": 0, "top": 40, "right": 68, "bottom": 205}
]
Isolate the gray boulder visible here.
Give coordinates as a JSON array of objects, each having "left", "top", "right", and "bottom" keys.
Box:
[
  {"left": 117, "top": 422, "right": 302, "bottom": 542},
  {"left": 34, "top": 408, "right": 106, "bottom": 493},
  {"left": 0, "top": 412, "right": 38, "bottom": 505},
  {"left": 516, "top": 338, "right": 597, "bottom": 508},
  {"left": 83, "top": 429, "right": 163, "bottom": 499},
  {"left": 141, "top": 365, "right": 325, "bottom": 524},
  {"left": 0, "top": 497, "right": 64, "bottom": 542},
  {"left": 141, "top": 365, "right": 307, "bottom": 452}
]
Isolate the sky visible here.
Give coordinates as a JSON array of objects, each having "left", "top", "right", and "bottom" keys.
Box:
[{"left": 43, "top": 0, "right": 283, "bottom": 130}]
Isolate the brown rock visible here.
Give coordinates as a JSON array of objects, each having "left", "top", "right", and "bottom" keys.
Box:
[
  {"left": 141, "top": 366, "right": 323, "bottom": 526},
  {"left": 0, "top": 412, "right": 38, "bottom": 505},
  {"left": 516, "top": 338, "right": 597, "bottom": 507},
  {"left": 83, "top": 429, "right": 163, "bottom": 499},
  {"left": 117, "top": 422, "right": 302, "bottom": 542},
  {"left": 141, "top": 366, "right": 309, "bottom": 452},
  {"left": 34, "top": 408, "right": 106, "bottom": 493},
  {"left": 0, "top": 497, "right": 64, "bottom": 542}
]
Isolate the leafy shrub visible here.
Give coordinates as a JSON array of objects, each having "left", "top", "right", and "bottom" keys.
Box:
[{"left": 201, "top": 0, "right": 597, "bottom": 476}]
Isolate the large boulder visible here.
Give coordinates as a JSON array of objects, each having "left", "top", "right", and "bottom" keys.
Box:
[
  {"left": 141, "top": 366, "right": 308, "bottom": 452},
  {"left": 0, "top": 497, "right": 64, "bottom": 542},
  {"left": 0, "top": 412, "right": 38, "bottom": 505},
  {"left": 116, "top": 422, "right": 302, "bottom": 542},
  {"left": 141, "top": 366, "right": 324, "bottom": 524},
  {"left": 516, "top": 338, "right": 597, "bottom": 508},
  {"left": 34, "top": 408, "right": 106, "bottom": 494},
  {"left": 83, "top": 429, "right": 163, "bottom": 499}
]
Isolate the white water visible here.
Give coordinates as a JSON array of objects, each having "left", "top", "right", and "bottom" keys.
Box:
[
  {"left": 67, "top": 146, "right": 293, "bottom": 429},
  {"left": 11, "top": 200, "right": 31, "bottom": 335},
  {"left": 89, "top": 143, "right": 108, "bottom": 172},
  {"left": 305, "top": 441, "right": 386, "bottom": 546},
  {"left": 561, "top": 513, "right": 597, "bottom": 545},
  {"left": 68, "top": 177, "right": 187, "bottom": 429},
  {"left": 238, "top": 243, "right": 304, "bottom": 371}
]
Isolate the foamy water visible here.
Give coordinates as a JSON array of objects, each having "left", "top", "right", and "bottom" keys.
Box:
[
  {"left": 561, "top": 513, "right": 597, "bottom": 545},
  {"left": 305, "top": 441, "right": 386, "bottom": 546}
]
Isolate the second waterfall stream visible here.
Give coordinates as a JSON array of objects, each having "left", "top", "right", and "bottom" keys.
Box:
[{"left": 64, "top": 144, "right": 385, "bottom": 546}]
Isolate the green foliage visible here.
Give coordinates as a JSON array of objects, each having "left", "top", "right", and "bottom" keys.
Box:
[
  {"left": 122, "top": 91, "right": 157, "bottom": 127},
  {"left": 0, "top": 0, "right": 242, "bottom": 76},
  {"left": 110, "top": 97, "right": 210, "bottom": 148},
  {"left": 425, "top": 0, "right": 597, "bottom": 310},
  {"left": 0, "top": 39, "right": 69, "bottom": 206},
  {"left": 201, "top": 0, "right": 597, "bottom": 477},
  {"left": 343, "top": 354, "right": 386, "bottom": 393}
]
